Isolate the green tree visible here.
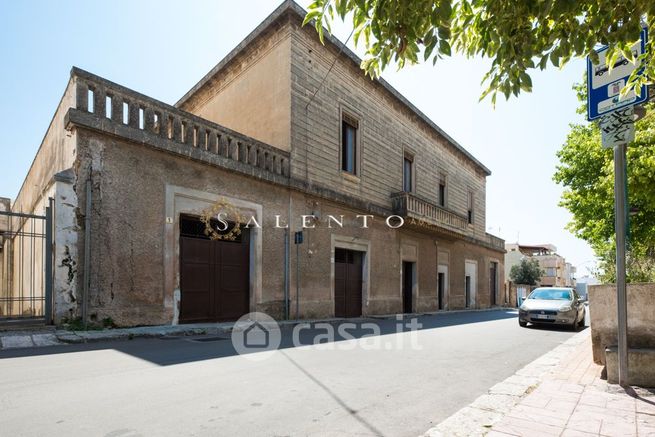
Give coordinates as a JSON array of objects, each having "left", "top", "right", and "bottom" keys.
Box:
[
  {"left": 303, "top": 1, "right": 655, "bottom": 103},
  {"left": 509, "top": 258, "right": 543, "bottom": 286},
  {"left": 553, "top": 83, "right": 655, "bottom": 283}
]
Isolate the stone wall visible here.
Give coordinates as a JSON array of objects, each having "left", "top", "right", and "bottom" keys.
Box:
[
  {"left": 73, "top": 125, "right": 504, "bottom": 325},
  {"left": 1, "top": 77, "right": 79, "bottom": 322},
  {"left": 176, "top": 3, "right": 494, "bottom": 245},
  {"left": 11, "top": 78, "right": 77, "bottom": 216},
  {"left": 288, "top": 17, "right": 489, "bottom": 242},
  {"left": 179, "top": 17, "right": 293, "bottom": 152},
  {"left": 589, "top": 283, "right": 655, "bottom": 364}
]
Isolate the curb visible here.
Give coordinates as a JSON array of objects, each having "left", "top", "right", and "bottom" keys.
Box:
[
  {"left": 423, "top": 328, "right": 591, "bottom": 437},
  {"left": 366, "top": 307, "right": 515, "bottom": 319},
  {"left": 1, "top": 307, "right": 516, "bottom": 350}
]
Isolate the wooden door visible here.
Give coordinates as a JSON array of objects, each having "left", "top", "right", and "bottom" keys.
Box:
[
  {"left": 179, "top": 215, "right": 250, "bottom": 323},
  {"left": 334, "top": 248, "right": 363, "bottom": 318}
]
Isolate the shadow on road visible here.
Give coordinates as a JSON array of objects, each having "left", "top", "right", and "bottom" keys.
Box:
[{"left": 0, "top": 310, "right": 520, "bottom": 366}]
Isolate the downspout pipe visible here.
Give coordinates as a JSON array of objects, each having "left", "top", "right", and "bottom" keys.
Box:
[
  {"left": 82, "top": 180, "right": 91, "bottom": 330},
  {"left": 284, "top": 227, "right": 289, "bottom": 320}
]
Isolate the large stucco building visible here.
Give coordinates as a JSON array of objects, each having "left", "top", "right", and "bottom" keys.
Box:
[{"left": 1, "top": 1, "right": 505, "bottom": 326}]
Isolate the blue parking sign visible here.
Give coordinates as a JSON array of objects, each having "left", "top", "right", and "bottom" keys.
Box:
[{"left": 587, "top": 28, "right": 648, "bottom": 121}]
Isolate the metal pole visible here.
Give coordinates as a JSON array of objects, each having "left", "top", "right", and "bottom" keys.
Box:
[
  {"left": 283, "top": 228, "right": 289, "bottom": 320},
  {"left": 613, "top": 143, "right": 629, "bottom": 386},
  {"left": 296, "top": 241, "right": 300, "bottom": 320}
]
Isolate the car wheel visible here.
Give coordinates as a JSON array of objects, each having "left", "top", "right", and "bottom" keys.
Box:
[
  {"left": 570, "top": 316, "right": 579, "bottom": 331},
  {"left": 519, "top": 320, "right": 527, "bottom": 327},
  {"left": 578, "top": 310, "right": 586, "bottom": 328}
]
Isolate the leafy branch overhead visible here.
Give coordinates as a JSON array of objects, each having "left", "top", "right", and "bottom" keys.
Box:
[{"left": 303, "top": 0, "right": 655, "bottom": 104}]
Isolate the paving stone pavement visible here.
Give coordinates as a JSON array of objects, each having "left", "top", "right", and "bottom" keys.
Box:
[{"left": 425, "top": 329, "right": 655, "bottom": 437}]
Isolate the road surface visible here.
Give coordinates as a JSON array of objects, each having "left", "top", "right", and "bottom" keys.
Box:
[{"left": 0, "top": 310, "right": 583, "bottom": 436}]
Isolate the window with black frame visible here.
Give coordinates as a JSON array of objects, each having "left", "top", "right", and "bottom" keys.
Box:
[
  {"left": 403, "top": 155, "right": 413, "bottom": 192},
  {"left": 341, "top": 115, "right": 357, "bottom": 175}
]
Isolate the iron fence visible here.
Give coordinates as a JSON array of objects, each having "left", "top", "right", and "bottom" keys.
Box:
[{"left": 0, "top": 199, "right": 53, "bottom": 324}]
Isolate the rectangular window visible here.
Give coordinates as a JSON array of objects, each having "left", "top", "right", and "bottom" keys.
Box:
[
  {"left": 403, "top": 155, "right": 413, "bottom": 192},
  {"left": 341, "top": 116, "right": 357, "bottom": 174},
  {"left": 467, "top": 191, "right": 474, "bottom": 224},
  {"left": 438, "top": 177, "right": 446, "bottom": 207}
]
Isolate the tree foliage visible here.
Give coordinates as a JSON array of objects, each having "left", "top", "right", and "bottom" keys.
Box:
[
  {"left": 303, "top": 1, "right": 655, "bottom": 103},
  {"left": 509, "top": 258, "right": 543, "bottom": 286},
  {"left": 554, "top": 83, "right": 655, "bottom": 283}
]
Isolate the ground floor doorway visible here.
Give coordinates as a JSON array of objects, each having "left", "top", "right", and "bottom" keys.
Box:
[
  {"left": 402, "top": 261, "right": 414, "bottom": 313},
  {"left": 334, "top": 248, "right": 363, "bottom": 318},
  {"left": 179, "top": 215, "right": 250, "bottom": 323},
  {"left": 465, "top": 261, "right": 477, "bottom": 308}
]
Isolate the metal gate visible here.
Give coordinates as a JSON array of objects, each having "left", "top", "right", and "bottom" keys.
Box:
[{"left": 0, "top": 198, "right": 53, "bottom": 324}]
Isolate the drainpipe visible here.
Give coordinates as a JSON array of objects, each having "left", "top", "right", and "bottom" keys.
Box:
[
  {"left": 284, "top": 172, "right": 293, "bottom": 320},
  {"left": 82, "top": 180, "right": 91, "bottom": 330},
  {"left": 284, "top": 227, "right": 289, "bottom": 320}
]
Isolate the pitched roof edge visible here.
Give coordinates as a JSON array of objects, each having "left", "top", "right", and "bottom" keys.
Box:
[
  {"left": 176, "top": 0, "right": 492, "bottom": 176},
  {"left": 175, "top": 0, "right": 295, "bottom": 110}
]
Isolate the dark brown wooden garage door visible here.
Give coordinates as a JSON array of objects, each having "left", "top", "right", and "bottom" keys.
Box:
[
  {"left": 334, "top": 248, "right": 363, "bottom": 318},
  {"left": 179, "top": 215, "right": 250, "bottom": 323}
]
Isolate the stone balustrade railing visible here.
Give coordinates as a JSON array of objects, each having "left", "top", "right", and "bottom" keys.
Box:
[
  {"left": 391, "top": 191, "right": 469, "bottom": 232},
  {"left": 70, "top": 68, "right": 290, "bottom": 179},
  {"left": 485, "top": 233, "right": 505, "bottom": 251}
]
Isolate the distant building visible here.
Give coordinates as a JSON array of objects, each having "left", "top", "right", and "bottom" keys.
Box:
[{"left": 505, "top": 243, "right": 576, "bottom": 287}]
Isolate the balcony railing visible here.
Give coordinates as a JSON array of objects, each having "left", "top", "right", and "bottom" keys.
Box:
[
  {"left": 485, "top": 233, "right": 505, "bottom": 251},
  {"left": 69, "top": 68, "right": 290, "bottom": 181},
  {"left": 391, "top": 191, "right": 469, "bottom": 233}
]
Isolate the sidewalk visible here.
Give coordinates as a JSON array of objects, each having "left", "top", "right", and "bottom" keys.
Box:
[
  {"left": 489, "top": 333, "right": 655, "bottom": 437},
  {"left": 426, "top": 329, "right": 655, "bottom": 437}
]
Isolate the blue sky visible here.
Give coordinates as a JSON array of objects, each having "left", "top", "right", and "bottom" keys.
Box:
[{"left": 0, "top": 0, "right": 596, "bottom": 275}]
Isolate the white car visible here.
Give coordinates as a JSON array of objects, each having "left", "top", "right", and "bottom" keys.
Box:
[{"left": 518, "top": 287, "right": 586, "bottom": 330}]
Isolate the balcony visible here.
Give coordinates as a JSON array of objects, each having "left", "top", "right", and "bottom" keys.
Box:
[
  {"left": 391, "top": 191, "right": 469, "bottom": 234},
  {"left": 485, "top": 233, "right": 505, "bottom": 251},
  {"left": 67, "top": 68, "right": 290, "bottom": 184}
]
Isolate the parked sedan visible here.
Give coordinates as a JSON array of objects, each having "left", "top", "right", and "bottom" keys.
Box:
[{"left": 518, "top": 287, "right": 585, "bottom": 330}]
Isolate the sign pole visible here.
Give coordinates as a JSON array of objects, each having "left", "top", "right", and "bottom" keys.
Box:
[
  {"left": 613, "top": 142, "right": 629, "bottom": 386},
  {"left": 587, "top": 26, "right": 647, "bottom": 388}
]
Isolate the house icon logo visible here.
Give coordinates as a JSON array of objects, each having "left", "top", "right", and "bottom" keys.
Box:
[
  {"left": 231, "top": 312, "right": 281, "bottom": 361},
  {"left": 243, "top": 320, "right": 270, "bottom": 348}
]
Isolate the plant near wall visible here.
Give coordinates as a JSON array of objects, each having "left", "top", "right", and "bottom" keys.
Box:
[
  {"left": 303, "top": 0, "right": 655, "bottom": 104},
  {"left": 509, "top": 258, "right": 543, "bottom": 286}
]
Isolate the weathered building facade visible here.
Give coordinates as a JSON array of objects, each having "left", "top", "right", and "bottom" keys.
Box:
[{"left": 3, "top": 1, "right": 505, "bottom": 326}]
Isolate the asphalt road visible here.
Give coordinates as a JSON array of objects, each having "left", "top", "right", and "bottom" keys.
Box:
[{"left": 0, "top": 310, "right": 584, "bottom": 437}]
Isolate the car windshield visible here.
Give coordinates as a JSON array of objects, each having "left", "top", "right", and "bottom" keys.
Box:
[{"left": 528, "top": 289, "right": 572, "bottom": 301}]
